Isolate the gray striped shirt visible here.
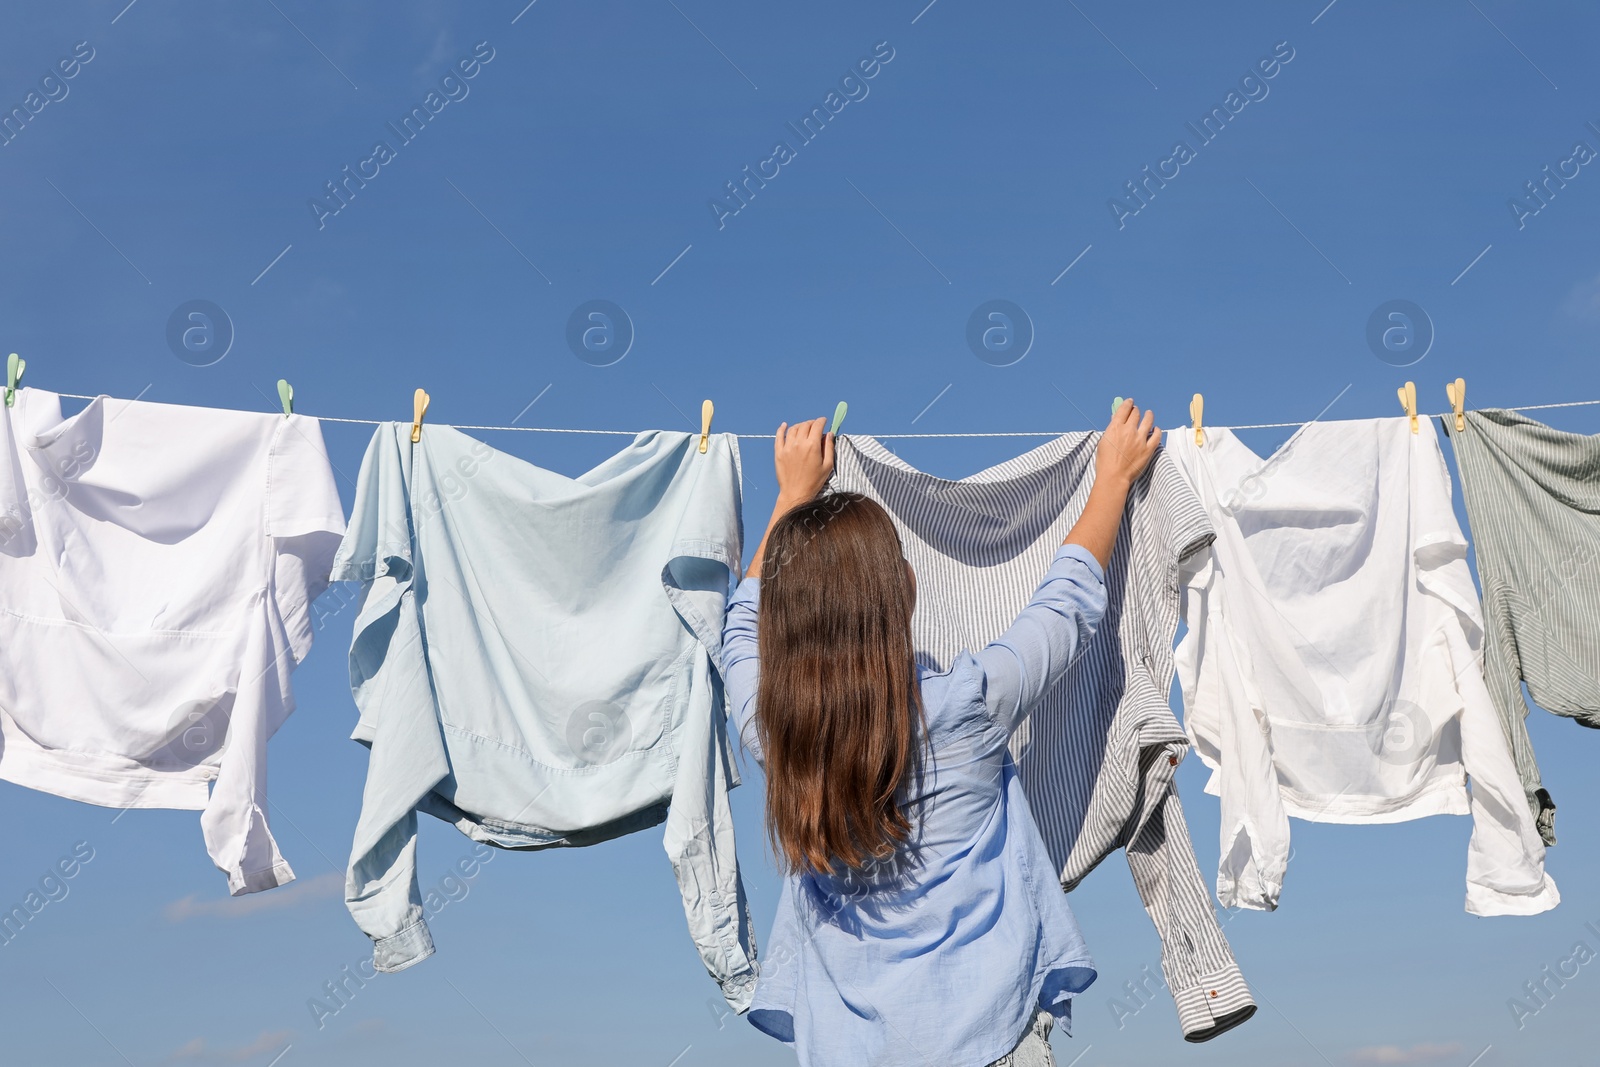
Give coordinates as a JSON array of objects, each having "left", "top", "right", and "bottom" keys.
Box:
[
  {"left": 1444, "top": 408, "right": 1600, "bottom": 846},
  {"left": 832, "top": 434, "right": 1255, "bottom": 1043}
]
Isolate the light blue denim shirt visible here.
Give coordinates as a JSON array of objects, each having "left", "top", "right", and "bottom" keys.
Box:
[
  {"left": 332, "top": 423, "right": 758, "bottom": 1009},
  {"left": 724, "top": 542, "right": 1106, "bottom": 1067}
]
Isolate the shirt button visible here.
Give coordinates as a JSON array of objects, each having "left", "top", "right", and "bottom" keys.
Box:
[
  {"left": 1209, "top": 990, "right": 1218, "bottom": 998},
  {"left": 1168, "top": 755, "right": 1179, "bottom": 767}
]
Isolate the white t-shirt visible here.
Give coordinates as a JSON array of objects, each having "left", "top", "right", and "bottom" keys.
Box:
[
  {"left": 1170, "top": 415, "right": 1558, "bottom": 917},
  {"left": 0, "top": 388, "right": 345, "bottom": 895}
]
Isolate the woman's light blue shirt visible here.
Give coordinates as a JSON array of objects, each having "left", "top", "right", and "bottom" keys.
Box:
[{"left": 722, "top": 542, "right": 1107, "bottom": 1067}]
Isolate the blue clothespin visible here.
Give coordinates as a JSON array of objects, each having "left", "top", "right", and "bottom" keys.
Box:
[
  {"left": 277, "top": 379, "right": 294, "bottom": 417},
  {"left": 5, "top": 353, "right": 24, "bottom": 408},
  {"left": 830, "top": 401, "right": 847, "bottom": 435}
]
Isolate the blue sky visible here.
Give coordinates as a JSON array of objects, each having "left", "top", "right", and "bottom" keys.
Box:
[{"left": 1, "top": 1, "right": 1598, "bottom": 1064}]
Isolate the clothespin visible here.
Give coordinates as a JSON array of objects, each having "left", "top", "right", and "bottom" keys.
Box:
[
  {"left": 699, "top": 399, "right": 713, "bottom": 454},
  {"left": 5, "top": 353, "right": 24, "bottom": 408},
  {"left": 411, "top": 388, "right": 430, "bottom": 443},
  {"left": 830, "top": 401, "right": 848, "bottom": 435},
  {"left": 1397, "top": 380, "right": 1418, "bottom": 434},
  {"left": 1445, "top": 377, "right": 1466, "bottom": 432},
  {"left": 1190, "top": 393, "right": 1205, "bottom": 447},
  {"left": 277, "top": 379, "right": 294, "bottom": 417},
  {"left": 1111, "top": 396, "right": 1125, "bottom": 417}
]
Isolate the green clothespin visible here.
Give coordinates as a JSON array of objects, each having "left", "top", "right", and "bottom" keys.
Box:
[
  {"left": 830, "top": 400, "right": 848, "bottom": 435},
  {"left": 5, "top": 353, "right": 24, "bottom": 408},
  {"left": 277, "top": 379, "right": 294, "bottom": 417},
  {"left": 1111, "top": 396, "right": 1125, "bottom": 416}
]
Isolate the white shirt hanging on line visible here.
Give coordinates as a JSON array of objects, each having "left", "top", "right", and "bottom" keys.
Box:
[
  {"left": 1169, "top": 415, "right": 1558, "bottom": 917},
  {"left": 0, "top": 388, "right": 346, "bottom": 895}
]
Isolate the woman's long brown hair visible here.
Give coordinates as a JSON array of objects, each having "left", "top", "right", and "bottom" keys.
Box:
[{"left": 755, "top": 492, "right": 927, "bottom": 876}]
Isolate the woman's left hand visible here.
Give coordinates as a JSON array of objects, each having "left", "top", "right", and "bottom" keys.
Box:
[{"left": 774, "top": 417, "right": 835, "bottom": 506}]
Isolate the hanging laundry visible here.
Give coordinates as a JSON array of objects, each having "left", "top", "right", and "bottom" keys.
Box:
[
  {"left": 831, "top": 434, "right": 1255, "bottom": 1043},
  {"left": 0, "top": 388, "right": 346, "bottom": 894},
  {"left": 332, "top": 424, "right": 757, "bottom": 1009},
  {"left": 1170, "top": 416, "right": 1559, "bottom": 916},
  {"left": 1445, "top": 409, "right": 1600, "bottom": 847}
]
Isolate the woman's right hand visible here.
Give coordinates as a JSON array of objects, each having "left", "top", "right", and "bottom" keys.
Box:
[
  {"left": 1095, "top": 398, "right": 1161, "bottom": 490},
  {"left": 1065, "top": 399, "right": 1161, "bottom": 568}
]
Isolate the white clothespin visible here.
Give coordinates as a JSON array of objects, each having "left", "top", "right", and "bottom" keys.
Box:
[
  {"left": 1445, "top": 377, "right": 1466, "bottom": 432},
  {"left": 1190, "top": 393, "right": 1205, "bottom": 447},
  {"left": 1397, "top": 381, "right": 1418, "bottom": 434},
  {"left": 411, "top": 388, "right": 430, "bottom": 443},
  {"left": 699, "top": 399, "right": 713, "bottom": 454}
]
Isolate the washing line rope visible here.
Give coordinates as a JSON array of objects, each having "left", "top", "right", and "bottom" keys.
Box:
[{"left": 47, "top": 392, "right": 1600, "bottom": 439}]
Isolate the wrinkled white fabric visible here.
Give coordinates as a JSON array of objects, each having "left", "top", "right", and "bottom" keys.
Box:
[
  {"left": 1171, "top": 416, "right": 1557, "bottom": 917},
  {"left": 0, "top": 389, "right": 345, "bottom": 894}
]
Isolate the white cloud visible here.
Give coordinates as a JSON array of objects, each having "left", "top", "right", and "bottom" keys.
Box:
[
  {"left": 166, "top": 1029, "right": 293, "bottom": 1064},
  {"left": 163, "top": 871, "right": 343, "bottom": 923},
  {"left": 1348, "top": 1042, "right": 1463, "bottom": 1064},
  {"left": 414, "top": 27, "right": 458, "bottom": 78},
  {"left": 1561, "top": 272, "right": 1600, "bottom": 320}
]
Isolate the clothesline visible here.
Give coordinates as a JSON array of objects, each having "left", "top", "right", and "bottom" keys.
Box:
[{"left": 49, "top": 391, "right": 1600, "bottom": 439}]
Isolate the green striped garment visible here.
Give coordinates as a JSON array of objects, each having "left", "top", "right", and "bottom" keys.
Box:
[{"left": 1444, "top": 408, "right": 1600, "bottom": 848}]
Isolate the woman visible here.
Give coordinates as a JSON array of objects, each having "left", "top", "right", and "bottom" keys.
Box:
[{"left": 722, "top": 400, "right": 1163, "bottom": 1066}]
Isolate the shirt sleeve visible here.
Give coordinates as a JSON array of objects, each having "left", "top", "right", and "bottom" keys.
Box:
[
  {"left": 721, "top": 576, "right": 764, "bottom": 767},
  {"left": 199, "top": 415, "right": 347, "bottom": 896},
  {"left": 661, "top": 482, "right": 759, "bottom": 1013},
  {"left": 1449, "top": 623, "right": 1561, "bottom": 916},
  {"left": 1123, "top": 764, "right": 1258, "bottom": 1041},
  {"left": 663, "top": 646, "right": 759, "bottom": 1012},
  {"left": 266, "top": 415, "right": 347, "bottom": 669},
  {"left": 1169, "top": 436, "right": 1291, "bottom": 912},
  {"left": 198, "top": 589, "right": 297, "bottom": 895},
  {"left": 334, "top": 426, "right": 452, "bottom": 971},
  {"left": 974, "top": 543, "right": 1108, "bottom": 738},
  {"left": 1413, "top": 425, "right": 1558, "bottom": 915}
]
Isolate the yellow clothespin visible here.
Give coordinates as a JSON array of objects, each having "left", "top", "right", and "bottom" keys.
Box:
[
  {"left": 5, "top": 353, "right": 24, "bottom": 408},
  {"left": 830, "top": 401, "right": 848, "bottom": 435},
  {"left": 411, "top": 388, "right": 430, "bottom": 443},
  {"left": 1445, "top": 377, "right": 1466, "bottom": 432},
  {"left": 1190, "top": 393, "right": 1205, "bottom": 447},
  {"left": 1397, "top": 380, "right": 1418, "bottom": 434},
  {"left": 699, "top": 399, "right": 713, "bottom": 454},
  {"left": 277, "top": 379, "right": 294, "bottom": 417}
]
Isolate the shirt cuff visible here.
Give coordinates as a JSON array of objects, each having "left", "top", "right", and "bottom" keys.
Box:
[
  {"left": 372, "top": 916, "right": 437, "bottom": 973},
  {"left": 228, "top": 859, "right": 295, "bottom": 897},
  {"left": 1465, "top": 872, "right": 1560, "bottom": 917},
  {"left": 1051, "top": 541, "right": 1107, "bottom": 586},
  {"left": 720, "top": 966, "right": 758, "bottom": 1014},
  {"left": 1171, "top": 963, "right": 1257, "bottom": 1042}
]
